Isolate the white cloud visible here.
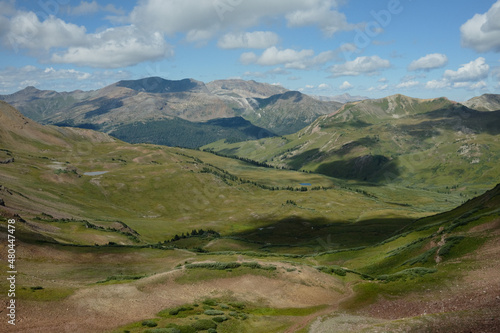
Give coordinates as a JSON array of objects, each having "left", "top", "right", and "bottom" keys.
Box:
[
  {"left": 218, "top": 31, "right": 279, "bottom": 49},
  {"left": 425, "top": 79, "right": 450, "bottom": 89},
  {"left": 240, "top": 52, "right": 259, "bottom": 65},
  {"left": 367, "top": 84, "right": 388, "bottom": 92},
  {"left": 305, "top": 85, "right": 315, "bottom": 89},
  {"left": 286, "top": 2, "right": 356, "bottom": 37},
  {"left": 461, "top": 0, "right": 500, "bottom": 52},
  {"left": 396, "top": 80, "right": 419, "bottom": 89},
  {"left": 248, "top": 47, "right": 315, "bottom": 66},
  {"left": 318, "top": 83, "right": 330, "bottom": 90},
  {"left": 453, "top": 81, "right": 487, "bottom": 90},
  {"left": 0, "top": 65, "right": 94, "bottom": 92},
  {"left": 0, "top": 10, "right": 172, "bottom": 68},
  {"left": 329, "top": 55, "right": 391, "bottom": 77},
  {"left": 423, "top": 57, "right": 490, "bottom": 91},
  {"left": 470, "top": 81, "right": 487, "bottom": 90},
  {"left": 0, "top": 0, "right": 358, "bottom": 69},
  {"left": 51, "top": 27, "right": 172, "bottom": 68},
  {"left": 2, "top": 11, "right": 87, "bottom": 51},
  {"left": 443, "top": 57, "right": 489, "bottom": 82},
  {"left": 129, "top": 0, "right": 358, "bottom": 42},
  {"left": 339, "top": 81, "right": 353, "bottom": 90},
  {"left": 408, "top": 53, "right": 448, "bottom": 71},
  {"left": 240, "top": 46, "right": 335, "bottom": 69}
]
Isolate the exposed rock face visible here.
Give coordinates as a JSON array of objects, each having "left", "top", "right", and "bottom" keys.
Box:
[{"left": 463, "top": 94, "right": 500, "bottom": 111}]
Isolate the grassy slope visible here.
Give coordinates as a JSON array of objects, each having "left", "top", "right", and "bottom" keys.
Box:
[
  {"left": 1, "top": 101, "right": 428, "bottom": 247},
  {"left": 203, "top": 95, "right": 500, "bottom": 200},
  {"left": 1, "top": 100, "right": 500, "bottom": 332}
]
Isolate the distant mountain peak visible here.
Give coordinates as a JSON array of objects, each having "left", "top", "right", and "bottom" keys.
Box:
[
  {"left": 463, "top": 93, "right": 500, "bottom": 111},
  {"left": 115, "top": 77, "right": 208, "bottom": 94},
  {"left": 206, "top": 79, "right": 288, "bottom": 99},
  {"left": 22, "top": 86, "right": 40, "bottom": 92}
]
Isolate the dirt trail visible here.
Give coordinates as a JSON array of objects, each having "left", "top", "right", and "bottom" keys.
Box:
[
  {"left": 283, "top": 283, "right": 355, "bottom": 333},
  {"left": 9, "top": 262, "right": 346, "bottom": 333}
]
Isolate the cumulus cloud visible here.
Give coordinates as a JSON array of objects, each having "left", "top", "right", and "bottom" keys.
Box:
[
  {"left": 0, "top": 0, "right": 359, "bottom": 69},
  {"left": 218, "top": 31, "right": 279, "bottom": 49},
  {"left": 329, "top": 56, "right": 391, "bottom": 77},
  {"left": 1, "top": 11, "right": 87, "bottom": 51},
  {"left": 461, "top": 0, "right": 500, "bottom": 52},
  {"left": 129, "top": 0, "right": 358, "bottom": 41},
  {"left": 240, "top": 46, "right": 335, "bottom": 69},
  {"left": 273, "top": 47, "right": 315, "bottom": 68},
  {"left": 339, "top": 81, "right": 353, "bottom": 90},
  {"left": 285, "top": 2, "right": 356, "bottom": 37},
  {"left": 408, "top": 53, "right": 448, "bottom": 71},
  {"left": 424, "top": 57, "right": 490, "bottom": 91},
  {"left": 51, "top": 26, "right": 172, "bottom": 68},
  {"left": 0, "top": 9, "right": 172, "bottom": 68},
  {"left": 443, "top": 57, "right": 489, "bottom": 82}
]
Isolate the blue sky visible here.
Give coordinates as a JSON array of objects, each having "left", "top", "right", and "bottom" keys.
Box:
[{"left": 1, "top": 0, "right": 499, "bottom": 101}]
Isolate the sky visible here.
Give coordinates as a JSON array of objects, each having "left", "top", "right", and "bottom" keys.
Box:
[{"left": 0, "top": 0, "right": 500, "bottom": 101}]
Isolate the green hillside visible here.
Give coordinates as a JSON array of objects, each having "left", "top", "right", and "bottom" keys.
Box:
[
  {"left": 1, "top": 100, "right": 499, "bottom": 332},
  {"left": 204, "top": 95, "right": 500, "bottom": 198}
]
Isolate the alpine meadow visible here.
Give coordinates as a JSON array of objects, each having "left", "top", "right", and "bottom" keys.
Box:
[{"left": 1, "top": 1, "right": 500, "bottom": 333}]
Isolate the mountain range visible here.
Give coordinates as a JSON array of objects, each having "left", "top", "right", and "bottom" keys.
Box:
[
  {"left": 0, "top": 77, "right": 342, "bottom": 148},
  {"left": 0, "top": 93, "right": 499, "bottom": 332},
  {"left": 205, "top": 93, "right": 500, "bottom": 196}
]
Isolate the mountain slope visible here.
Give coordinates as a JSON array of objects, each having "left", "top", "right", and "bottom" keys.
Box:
[
  {"left": 116, "top": 77, "right": 210, "bottom": 94},
  {"left": 109, "top": 116, "right": 275, "bottom": 148},
  {"left": 242, "top": 90, "right": 342, "bottom": 135},
  {"left": 0, "top": 100, "right": 114, "bottom": 150},
  {"left": 309, "top": 181, "right": 500, "bottom": 332},
  {"left": 2, "top": 100, "right": 499, "bottom": 332},
  {"left": 1, "top": 100, "right": 422, "bottom": 242},
  {"left": 463, "top": 93, "right": 500, "bottom": 111},
  {"left": 204, "top": 94, "right": 500, "bottom": 194},
  {"left": 206, "top": 79, "right": 288, "bottom": 99},
  {"left": 0, "top": 78, "right": 340, "bottom": 147}
]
